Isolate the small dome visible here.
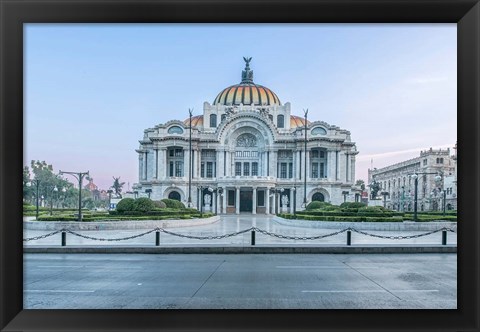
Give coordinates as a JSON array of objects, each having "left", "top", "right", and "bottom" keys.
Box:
[
  {"left": 213, "top": 58, "right": 281, "bottom": 106},
  {"left": 184, "top": 115, "right": 203, "bottom": 127},
  {"left": 290, "top": 115, "right": 311, "bottom": 129}
]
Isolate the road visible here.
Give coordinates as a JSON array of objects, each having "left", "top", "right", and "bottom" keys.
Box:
[{"left": 24, "top": 252, "right": 457, "bottom": 309}]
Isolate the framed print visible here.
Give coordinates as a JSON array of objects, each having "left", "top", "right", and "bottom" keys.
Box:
[{"left": 1, "top": 0, "right": 479, "bottom": 331}]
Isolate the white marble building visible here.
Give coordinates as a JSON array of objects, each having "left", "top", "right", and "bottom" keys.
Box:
[
  {"left": 368, "top": 147, "right": 457, "bottom": 211},
  {"left": 133, "top": 58, "right": 359, "bottom": 214}
]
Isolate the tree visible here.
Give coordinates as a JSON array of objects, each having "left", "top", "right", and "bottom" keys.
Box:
[
  {"left": 111, "top": 176, "right": 125, "bottom": 198},
  {"left": 25, "top": 160, "right": 76, "bottom": 208}
]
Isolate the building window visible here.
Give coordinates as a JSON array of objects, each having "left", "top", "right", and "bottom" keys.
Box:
[
  {"left": 201, "top": 162, "right": 205, "bottom": 177},
  {"left": 175, "top": 161, "right": 183, "bottom": 177},
  {"left": 280, "top": 163, "right": 287, "bottom": 178},
  {"left": 312, "top": 163, "right": 319, "bottom": 178},
  {"left": 312, "top": 192, "right": 325, "bottom": 202},
  {"left": 235, "top": 162, "right": 242, "bottom": 176},
  {"left": 243, "top": 162, "right": 250, "bottom": 176},
  {"left": 277, "top": 114, "right": 285, "bottom": 128},
  {"left": 210, "top": 114, "right": 217, "bottom": 128},
  {"left": 168, "top": 148, "right": 184, "bottom": 177},
  {"left": 436, "top": 157, "right": 444, "bottom": 164},
  {"left": 288, "top": 163, "right": 293, "bottom": 178},
  {"left": 320, "top": 163, "right": 325, "bottom": 178},
  {"left": 228, "top": 190, "right": 235, "bottom": 206},
  {"left": 206, "top": 162, "right": 213, "bottom": 178},
  {"left": 423, "top": 159, "right": 427, "bottom": 166},
  {"left": 257, "top": 190, "right": 265, "bottom": 206},
  {"left": 168, "top": 191, "right": 181, "bottom": 201},
  {"left": 252, "top": 162, "right": 258, "bottom": 176}
]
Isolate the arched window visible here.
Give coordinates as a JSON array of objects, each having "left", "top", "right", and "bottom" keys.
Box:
[
  {"left": 168, "top": 191, "right": 181, "bottom": 201},
  {"left": 312, "top": 192, "right": 325, "bottom": 202},
  {"left": 277, "top": 114, "right": 285, "bottom": 128},
  {"left": 210, "top": 114, "right": 217, "bottom": 128}
]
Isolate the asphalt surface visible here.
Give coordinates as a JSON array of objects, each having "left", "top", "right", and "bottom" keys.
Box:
[{"left": 24, "top": 253, "right": 457, "bottom": 309}]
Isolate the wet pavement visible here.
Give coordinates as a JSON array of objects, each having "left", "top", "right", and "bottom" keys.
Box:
[
  {"left": 23, "top": 252, "right": 457, "bottom": 309},
  {"left": 23, "top": 215, "right": 457, "bottom": 247}
]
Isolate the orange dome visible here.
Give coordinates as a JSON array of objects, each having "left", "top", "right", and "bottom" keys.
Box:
[{"left": 213, "top": 57, "right": 281, "bottom": 106}]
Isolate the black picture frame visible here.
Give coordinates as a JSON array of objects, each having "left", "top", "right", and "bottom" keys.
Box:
[{"left": 1, "top": 0, "right": 479, "bottom": 331}]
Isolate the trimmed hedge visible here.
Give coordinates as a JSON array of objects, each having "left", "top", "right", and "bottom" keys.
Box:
[
  {"left": 133, "top": 197, "right": 155, "bottom": 213},
  {"left": 37, "top": 212, "right": 215, "bottom": 222},
  {"left": 278, "top": 214, "right": 404, "bottom": 222},
  {"left": 339, "top": 202, "right": 367, "bottom": 209},
  {"left": 116, "top": 198, "right": 135, "bottom": 213},
  {"left": 161, "top": 199, "right": 185, "bottom": 209}
]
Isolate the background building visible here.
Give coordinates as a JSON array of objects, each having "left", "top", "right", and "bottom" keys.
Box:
[
  {"left": 368, "top": 146, "right": 457, "bottom": 211},
  {"left": 133, "top": 58, "right": 360, "bottom": 214}
]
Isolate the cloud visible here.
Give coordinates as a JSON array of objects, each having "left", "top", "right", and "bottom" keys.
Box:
[
  {"left": 407, "top": 76, "right": 448, "bottom": 84},
  {"left": 357, "top": 144, "right": 454, "bottom": 162}
]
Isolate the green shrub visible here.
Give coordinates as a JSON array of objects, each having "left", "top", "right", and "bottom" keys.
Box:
[
  {"left": 340, "top": 202, "right": 367, "bottom": 209},
  {"left": 153, "top": 200, "right": 167, "bottom": 209},
  {"left": 133, "top": 197, "right": 155, "bottom": 212},
  {"left": 116, "top": 198, "right": 135, "bottom": 213},
  {"left": 306, "top": 201, "right": 333, "bottom": 210},
  {"left": 161, "top": 199, "right": 185, "bottom": 209}
]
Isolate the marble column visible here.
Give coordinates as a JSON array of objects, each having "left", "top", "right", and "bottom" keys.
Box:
[
  {"left": 222, "top": 187, "right": 227, "bottom": 214},
  {"left": 144, "top": 151, "right": 148, "bottom": 180},
  {"left": 235, "top": 187, "right": 240, "bottom": 214},
  {"left": 265, "top": 188, "right": 270, "bottom": 215},
  {"left": 351, "top": 155, "right": 356, "bottom": 183},
  {"left": 153, "top": 149, "right": 158, "bottom": 180},
  {"left": 290, "top": 189, "right": 295, "bottom": 214},
  {"left": 252, "top": 187, "right": 257, "bottom": 214}
]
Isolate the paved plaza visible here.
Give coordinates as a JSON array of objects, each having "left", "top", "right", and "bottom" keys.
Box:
[
  {"left": 23, "top": 215, "right": 457, "bottom": 247},
  {"left": 24, "top": 252, "right": 457, "bottom": 309}
]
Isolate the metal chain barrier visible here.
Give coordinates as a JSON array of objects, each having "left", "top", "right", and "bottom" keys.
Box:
[
  {"left": 160, "top": 227, "right": 253, "bottom": 240},
  {"left": 65, "top": 228, "right": 160, "bottom": 242},
  {"left": 23, "top": 226, "right": 457, "bottom": 244},
  {"left": 349, "top": 227, "right": 456, "bottom": 240},
  {"left": 23, "top": 229, "right": 64, "bottom": 241},
  {"left": 253, "top": 227, "right": 349, "bottom": 240}
]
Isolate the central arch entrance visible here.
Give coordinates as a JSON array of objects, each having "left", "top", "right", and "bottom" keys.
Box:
[{"left": 240, "top": 190, "right": 253, "bottom": 212}]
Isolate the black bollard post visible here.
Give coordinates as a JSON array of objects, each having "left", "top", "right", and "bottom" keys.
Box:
[
  {"left": 442, "top": 230, "right": 447, "bottom": 245},
  {"left": 347, "top": 230, "right": 351, "bottom": 246},
  {"left": 155, "top": 231, "right": 160, "bottom": 246},
  {"left": 251, "top": 230, "right": 256, "bottom": 246},
  {"left": 61, "top": 231, "right": 66, "bottom": 246}
]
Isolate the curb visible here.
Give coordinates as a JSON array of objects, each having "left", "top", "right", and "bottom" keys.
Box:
[{"left": 23, "top": 245, "right": 457, "bottom": 254}]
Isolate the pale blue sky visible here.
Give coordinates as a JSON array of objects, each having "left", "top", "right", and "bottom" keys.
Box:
[{"left": 24, "top": 24, "right": 457, "bottom": 190}]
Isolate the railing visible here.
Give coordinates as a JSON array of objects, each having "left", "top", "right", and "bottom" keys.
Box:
[{"left": 23, "top": 227, "right": 456, "bottom": 247}]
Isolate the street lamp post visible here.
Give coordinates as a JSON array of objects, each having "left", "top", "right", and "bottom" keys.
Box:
[
  {"left": 188, "top": 108, "right": 193, "bottom": 208},
  {"left": 303, "top": 109, "right": 308, "bottom": 209},
  {"left": 49, "top": 186, "right": 58, "bottom": 215},
  {"left": 410, "top": 171, "right": 440, "bottom": 222},
  {"left": 59, "top": 170, "right": 89, "bottom": 222},
  {"left": 145, "top": 189, "right": 152, "bottom": 199},
  {"left": 26, "top": 179, "right": 41, "bottom": 220}
]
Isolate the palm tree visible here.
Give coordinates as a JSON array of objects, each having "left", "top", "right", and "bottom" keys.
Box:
[{"left": 111, "top": 176, "right": 125, "bottom": 198}]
